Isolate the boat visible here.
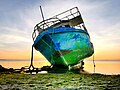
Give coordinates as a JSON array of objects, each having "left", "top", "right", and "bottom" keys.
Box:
[{"left": 32, "top": 7, "right": 94, "bottom": 68}]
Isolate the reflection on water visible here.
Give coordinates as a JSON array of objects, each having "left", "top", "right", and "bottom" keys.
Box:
[
  {"left": 0, "top": 60, "right": 120, "bottom": 75},
  {"left": 84, "top": 60, "right": 120, "bottom": 75},
  {"left": 0, "top": 60, "right": 50, "bottom": 69}
]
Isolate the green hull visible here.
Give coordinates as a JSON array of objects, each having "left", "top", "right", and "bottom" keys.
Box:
[{"left": 34, "top": 27, "right": 94, "bottom": 66}]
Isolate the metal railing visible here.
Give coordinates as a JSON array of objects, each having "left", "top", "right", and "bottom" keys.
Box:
[{"left": 32, "top": 7, "right": 85, "bottom": 41}]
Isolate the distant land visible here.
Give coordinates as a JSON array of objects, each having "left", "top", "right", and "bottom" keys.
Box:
[
  {"left": 0, "top": 59, "right": 47, "bottom": 62},
  {"left": 0, "top": 59, "right": 120, "bottom": 62}
]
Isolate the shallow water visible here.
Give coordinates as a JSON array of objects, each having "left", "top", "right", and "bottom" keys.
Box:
[
  {"left": 84, "top": 60, "right": 120, "bottom": 75},
  {"left": 0, "top": 60, "right": 120, "bottom": 75}
]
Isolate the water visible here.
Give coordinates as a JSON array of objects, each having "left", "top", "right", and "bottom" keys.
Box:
[
  {"left": 0, "top": 60, "right": 120, "bottom": 75},
  {"left": 0, "top": 60, "right": 50, "bottom": 69},
  {"left": 84, "top": 60, "right": 120, "bottom": 75}
]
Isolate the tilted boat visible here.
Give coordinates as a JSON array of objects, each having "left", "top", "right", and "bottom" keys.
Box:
[{"left": 32, "top": 7, "right": 94, "bottom": 68}]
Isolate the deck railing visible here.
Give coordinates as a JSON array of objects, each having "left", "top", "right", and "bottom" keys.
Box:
[{"left": 32, "top": 7, "right": 86, "bottom": 41}]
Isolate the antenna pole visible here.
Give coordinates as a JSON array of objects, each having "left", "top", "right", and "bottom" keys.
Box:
[{"left": 40, "top": 6, "right": 45, "bottom": 21}]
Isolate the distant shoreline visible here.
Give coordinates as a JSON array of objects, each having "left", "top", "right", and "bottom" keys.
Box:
[
  {"left": 84, "top": 60, "right": 120, "bottom": 63},
  {"left": 0, "top": 59, "right": 120, "bottom": 62},
  {"left": 0, "top": 59, "right": 47, "bottom": 62}
]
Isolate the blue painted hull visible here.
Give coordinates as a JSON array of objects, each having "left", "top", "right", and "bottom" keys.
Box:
[{"left": 33, "top": 27, "right": 94, "bottom": 66}]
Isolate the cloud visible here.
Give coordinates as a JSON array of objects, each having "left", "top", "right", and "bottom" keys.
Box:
[
  {"left": 0, "top": 26, "right": 32, "bottom": 51},
  {"left": 80, "top": 0, "right": 120, "bottom": 48},
  {"left": 0, "top": 0, "right": 120, "bottom": 60}
]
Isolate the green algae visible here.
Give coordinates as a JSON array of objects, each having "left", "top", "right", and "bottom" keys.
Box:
[{"left": 0, "top": 73, "right": 120, "bottom": 90}]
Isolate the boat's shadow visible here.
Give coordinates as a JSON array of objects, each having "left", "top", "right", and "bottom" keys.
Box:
[{"left": 40, "top": 65, "right": 89, "bottom": 74}]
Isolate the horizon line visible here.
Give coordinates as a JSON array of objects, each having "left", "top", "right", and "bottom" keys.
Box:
[{"left": 0, "top": 59, "right": 120, "bottom": 62}]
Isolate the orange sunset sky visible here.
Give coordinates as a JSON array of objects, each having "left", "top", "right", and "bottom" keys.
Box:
[{"left": 0, "top": 0, "right": 120, "bottom": 61}]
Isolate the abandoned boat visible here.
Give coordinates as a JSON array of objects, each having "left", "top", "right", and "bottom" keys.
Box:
[{"left": 32, "top": 7, "right": 94, "bottom": 67}]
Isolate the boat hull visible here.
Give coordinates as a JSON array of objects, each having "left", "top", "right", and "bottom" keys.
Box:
[{"left": 33, "top": 27, "right": 94, "bottom": 66}]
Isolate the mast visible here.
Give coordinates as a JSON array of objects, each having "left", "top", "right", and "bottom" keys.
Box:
[
  {"left": 40, "top": 6, "right": 45, "bottom": 22},
  {"left": 40, "top": 6, "right": 45, "bottom": 30}
]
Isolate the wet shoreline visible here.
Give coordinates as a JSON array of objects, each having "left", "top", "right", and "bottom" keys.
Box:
[{"left": 0, "top": 72, "right": 120, "bottom": 90}]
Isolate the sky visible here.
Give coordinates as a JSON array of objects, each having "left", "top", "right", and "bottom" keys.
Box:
[{"left": 0, "top": 0, "right": 120, "bottom": 60}]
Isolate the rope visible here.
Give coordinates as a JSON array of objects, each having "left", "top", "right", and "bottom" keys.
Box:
[
  {"left": 29, "top": 45, "right": 35, "bottom": 73},
  {"left": 93, "top": 53, "right": 96, "bottom": 73}
]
